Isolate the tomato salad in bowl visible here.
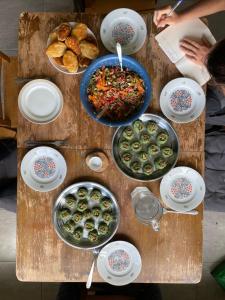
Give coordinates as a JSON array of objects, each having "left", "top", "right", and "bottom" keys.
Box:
[
  {"left": 87, "top": 66, "right": 145, "bottom": 121},
  {"left": 80, "top": 54, "right": 152, "bottom": 127}
]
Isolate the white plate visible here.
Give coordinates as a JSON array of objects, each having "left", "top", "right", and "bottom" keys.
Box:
[
  {"left": 100, "top": 8, "right": 147, "bottom": 55},
  {"left": 97, "top": 241, "right": 142, "bottom": 286},
  {"left": 21, "top": 146, "right": 67, "bottom": 192},
  {"left": 18, "top": 79, "right": 63, "bottom": 124},
  {"left": 160, "top": 166, "right": 205, "bottom": 212},
  {"left": 160, "top": 78, "right": 206, "bottom": 123},
  {"left": 47, "top": 22, "right": 98, "bottom": 75}
]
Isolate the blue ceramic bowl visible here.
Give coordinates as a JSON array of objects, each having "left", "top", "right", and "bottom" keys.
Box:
[{"left": 80, "top": 54, "right": 152, "bottom": 127}]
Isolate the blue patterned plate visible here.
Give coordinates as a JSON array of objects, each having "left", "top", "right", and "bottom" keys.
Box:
[
  {"left": 160, "top": 78, "right": 206, "bottom": 123},
  {"left": 97, "top": 241, "right": 142, "bottom": 286},
  {"left": 100, "top": 8, "right": 147, "bottom": 55},
  {"left": 21, "top": 146, "right": 67, "bottom": 192},
  {"left": 160, "top": 166, "right": 205, "bottom": 211}
]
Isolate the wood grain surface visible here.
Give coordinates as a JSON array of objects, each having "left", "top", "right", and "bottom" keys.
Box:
[{"left": 17, "top": 12, "right": 204, "bottom": 283}]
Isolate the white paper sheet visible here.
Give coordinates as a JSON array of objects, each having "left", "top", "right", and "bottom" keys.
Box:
[{"left": 155, "top": 19, "right": 217, "bottom": 86}]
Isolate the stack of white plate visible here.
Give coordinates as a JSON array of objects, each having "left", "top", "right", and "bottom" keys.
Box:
[
  {"left": 18, "top": 79, "right": 63, "bottom": 124},
  {"left": 97, "top": 241, "right": 142, "bottom": 286},
  {"left": 21, "top": 146, "right": 67, "bottom": 192}
]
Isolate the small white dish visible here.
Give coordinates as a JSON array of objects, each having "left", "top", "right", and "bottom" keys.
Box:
[
  {"left": 97, "top": 241, "right": 142, "bottom": 286},
  {"left": 21, "top": 146, "right": 67, "bottom": 192},
  {"left": 18, "top": 79, "right": 63, "bottom": 124},
  {"left": 160, "top": 166, "right": 205, "bottom": 212},
  {"left": 160, "top": 78, "right": 205, "bottom": 123},
  {"left": 87, "top": 156, "right": 103, "bottom": 171},
  {"left": 100, "top": 8, "right": 147, "bottom": 55}
]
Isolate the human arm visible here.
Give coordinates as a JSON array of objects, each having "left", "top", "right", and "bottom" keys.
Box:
[{"left": 154, "top": 0, "right": 225, "bottom": 28}]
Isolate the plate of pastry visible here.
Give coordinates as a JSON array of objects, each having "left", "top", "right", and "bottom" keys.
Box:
[
  {"left": 46, "top": 22, "right": 100, "bottom": 74},
  {"left": 112, "top": 114, "right": 179, "bottom": 181},
  {"left": 53, "top": 182, "right": 120, "bottom": 250},
  {"left": 100, "top": 8, "right": 147, "bottom": 55},
  {"left": 160, "top": 166, "right": 205, "bottom": 211},
  {"left": 97, "top": 241, "right": 142, "bottom": 286},
  {"left": 160, "top": 78, "right": 206, "bottom": 123},
  {"left": 20, "top": 146, "right": 67, "bottom": 192}
]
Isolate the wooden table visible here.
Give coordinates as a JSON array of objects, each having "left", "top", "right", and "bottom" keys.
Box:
[{"left": 16, "top": 12, "right": 204, "bottom": 283}]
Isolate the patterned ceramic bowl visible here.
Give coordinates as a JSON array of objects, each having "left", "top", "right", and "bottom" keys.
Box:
[
  {"left": 160, "top": 166, "right": 206, "bottom": 211},
  {"left": 160, "top": 78, "right": 206, "bottom": 123},
  {"left": 21, "top": 146, "right": 67, "bottom": 192},
  {"left": 100, "top": 8, "right": 147, "bottom": 55},
  {"left": 97, "top": 241, "right": 142, "bottom": 286}
]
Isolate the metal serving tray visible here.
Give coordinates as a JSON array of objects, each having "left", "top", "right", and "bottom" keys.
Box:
[
  {"left": 53, "top": 181, "right": 120, "bottom": 250},
  {"left": 112, "top": 113, "right": 180, "bottom": 181}
]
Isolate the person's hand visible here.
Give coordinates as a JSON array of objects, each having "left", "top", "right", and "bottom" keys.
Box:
[
  {"left": 179, "top": 38, "right": 213, "bottom": 65},
  {"left": 153, "top": 5, "right": 181, "bottom": 28}
]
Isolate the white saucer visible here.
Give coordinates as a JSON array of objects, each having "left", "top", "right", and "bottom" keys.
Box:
[
  {"left": 21, "top": 146, "right": 67, "bottom": 192},
  {"left": 18, "top": 79, "right": 63, "bottom": 124},
  {"left": 100, "top": 8, "right": 147, "bottom": 55},
  {"left": 160, "top": 166, "right": 205, "bottom": 211},
  {"left": 97, "top": 241, "right": 142, "bottom": 286},
  {"left": 160, "top": 78, "right": 205, "bottom": 123}
]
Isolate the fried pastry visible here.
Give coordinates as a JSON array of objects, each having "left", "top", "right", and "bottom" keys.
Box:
[
  {"left": 79, "top": 56, "right": 91, "bottom": 68},
  {"left": 49, "top": 31, "right": 58, "bottom": 42},
  {"left": 63, "top": 50, "right": 78, "bottom": 73},
  {"left": 64, "top": 62, "right": 78, "bottom": 73},
  {"left": 46, "top": 41, "right": 67, "bottom": 57},
  {"left": 79, "top": 40, "right": 99, "bottom": 60},
  {"left": 65, "top": 36, "right": 81, "bottom": 55},
  {"left": 71, "top": 23, "right": 88, "bottom": 41},
  {"left": 53, "top": 57, "right": 64, "bottom": 66},
  {"left": 57, "top": 23, "right": 71, "bottom": 41}
]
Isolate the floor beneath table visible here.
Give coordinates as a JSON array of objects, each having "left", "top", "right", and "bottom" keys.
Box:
[{"left": 0, "top": 0, "right": 225, "bottom": 299}]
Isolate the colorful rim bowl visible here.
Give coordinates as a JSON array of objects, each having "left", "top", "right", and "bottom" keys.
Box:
[{"left": 80, "top": 54, "right": 152, "bottom": 127}]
